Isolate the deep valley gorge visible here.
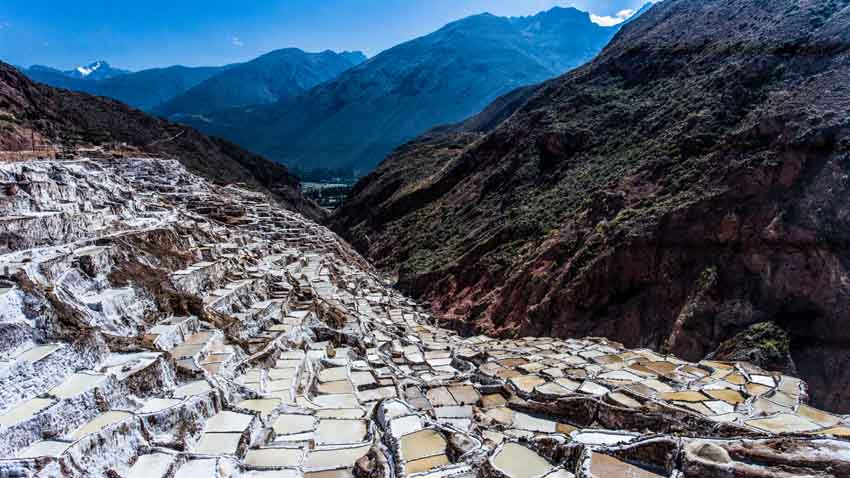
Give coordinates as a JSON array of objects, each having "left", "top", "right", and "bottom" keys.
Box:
[{"left": 2, "top": 0, "right": 850, "bottom": 477}]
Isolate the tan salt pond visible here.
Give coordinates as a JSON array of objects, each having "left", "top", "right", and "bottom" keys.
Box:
[
  {"left": 746, "top": 413, "right": 821, "bottom": 434},
  {"left": 813, "top": 426, "right": 850, "bottom": 437},
  {"left": 554, "top": 378, "right": 581, "bottom": 391},
  {"left": 577, "top": 381, "right": 609, "bottom": 396},
  {"left": 319, "top": 367, "right": 349, "bottom": 383},
  {"left": 485, "top": 407, "right": 514, "bottom": 426},
  {"left": 767, "top": 391, "right": 797, "bottom": 408},
  {"left": 588, "top": 452, "right": 663, "bottom": 478},
  {"left": 273, "top": 414, "right": 317, "bottom": 435},
  {"left": 512, "top": 412, "right": 557, "bottom": 433},
  {"left": 276, "top": 359, "right": 302, "bottom": 368},
  {"left": 433, "top": 405, "right": 472, "bottom": 418},
  {"left": 597, "top": 370, "right": 643, "bottom": 383},
  {"left": 49, "top": 372, "right": 107, "bottom": 399},
  {"left": 278, "top": 351, "right": 306, "bottom": 360},
  {"left": 639, "top": 379, "right": 673, "bottom": 394},
  {"left": 241, "top": 369, "right": 264, "bottom": 383},
  {"left": 316, "top": 419, "right": 368, "bottom": 444},
  {"left": 305, "top": 470, "right": 354, "bottom": 478},
  {"left": 205, "top": 410, "right": 254, "bottom": 433},
  {"left": 317, "top": 380, "right": 355, "bottom": 394},
  {"left": 171, "top": 343, "right": 204, "bottom": 359},
  {"left": 406, "top": 454, "right": 450, "bottom": 474},
  {"left": 544, "top": 469, "right": 575, "bottom": 478},
  {"left": 400, "top": 429, "right": 447, "bottom": 461},
  {"left": 127, "top": 453, "right": 175, "bottom": 478},
  {"left": 0, "top": 397, "right": 55, "bottom": 426},
  {"left": 798, "top": 405, "right": 841, "bottom": 427},
  {"left": 238, "top": 398, "right": 282, "bottom": 417},
  {"left": 173, "top": 380, "right": 212, "bottom": 398},
  {"left": 351, "top": 371, "right": 377, "bottom": 387},
  {"left": 509, "top": 375, "right": 547, "bottom": 394},
  {"left": 100, "top": 352, "right": 162, "bottom": 380},
  {"left": 16, "top": 440, "right": 71, "bottom": 458},
  {"left": 659, "top": 391, "right": 709, "bottom": 403},
  {"left": 705, "top": 401, "right": 736, "bottom": 415},
  {"left": 245, "top": 447, "right": 305, "bottom": 467},
  {"left": 447, "top": 385, "right": 480, "bottom": 405},
  {"left": 535, "top": 381, "right": 572, "bottom": 397},
  {"left": 71, "top": 411, "right": 132, "bottom": 439},
  {"left": 480, "top": 394, "right": 507, "bottom": 409},
  {"left": 358, "top": 386, "right": 397, "bottom": 402},
  {"left": 304, "top": 444, "right": 371, "bottom": 470},
  {"left": 491, "top": 443, "right": 552, "bottom": 478},
  {"left": 244, "top": 470, "right": 301, "bottom": 478},
  {"left": 389, "top": 415, "right": 423, "bottom": 437},
  {"left": 267, "top": 379, "right": 294, "bottom": 392},
  {"left": 194, "top": 432, "right": 243, "bottom": 455},
  {"left": 313, "top": 406, "right": 364, "bottom": 418},
  {"left": 174, "top": 459, "right": 218, "bottom": 478},
  {"left": 16, "top": 344, "right": 61, "bottom": 363},
  {"left": 312, "top": 394, "right": 359, "bottom": 409},
  {"left": 426, "top": 387, "right": 457, "bottom": 406},
  {"left": 269, "top": 368, "right": 297, "bottom": 380},
  {"left": 607, "top": 392, "right": 642, "bottom": 409},
  {"left": 705, "top": 389, "right": 746, "bottom": 404},
  {"left": 752, "top": 398, "right": 790, "bottom": 415},
  {"left": 138, "top": 398, "right": 183, "bottom": 414}
]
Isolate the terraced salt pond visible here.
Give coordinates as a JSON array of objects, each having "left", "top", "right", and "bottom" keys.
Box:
[{"left": 0, "top": 158, "right": 848, "bottom": 478}]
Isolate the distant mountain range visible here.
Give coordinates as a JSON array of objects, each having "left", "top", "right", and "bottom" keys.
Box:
[
  {"left": 15, "top": 6, "right": 646, "bottom": 177},
  {"left": 22, "top": 63, "right": 230, "bottom": 111},
  {"left": 179, "top": 7, "right": 637, "bottom": 175},
  {"left": 28, "top": 60, "right": 131, "bottom": 81},
  {"left": 19, "top": 49, "right": 366, "bottom": 114},
  {"left": 154, "top": 49, "right": 366, "bottom": 118}
]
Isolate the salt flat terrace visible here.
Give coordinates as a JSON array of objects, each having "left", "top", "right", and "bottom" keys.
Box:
[{"left": 0, "top": 158, "right": 848, "bottom": 478}]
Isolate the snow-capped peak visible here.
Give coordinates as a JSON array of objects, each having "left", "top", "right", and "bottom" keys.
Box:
[{"left": 76, "top": 61, "right": 104, "bottom": 77}]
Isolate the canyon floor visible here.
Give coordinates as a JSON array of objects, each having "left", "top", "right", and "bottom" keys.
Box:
[{"left": 1, "top": 157, "right": 849, "bottom": 477}]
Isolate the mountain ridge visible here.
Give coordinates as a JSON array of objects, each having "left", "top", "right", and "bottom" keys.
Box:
[
  {"left": 22, "top": 63, "right": 230, "bottom": 111},
  {"left": 154, "top": 48, "right": 366, "bottom": 118},
  {"left": 177, "top": 6, "right": 631, "bottom": 174}
]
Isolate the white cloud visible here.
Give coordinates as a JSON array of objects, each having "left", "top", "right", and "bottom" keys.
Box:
[
  {"left": 590, "top": 8, "right": 635, "bottom": 27},
  {"left": 590, "top": 14, "right": 622, "bottom": 26},
  {"left": 231, "top": 36, "right": 243, "bottom": 47}
]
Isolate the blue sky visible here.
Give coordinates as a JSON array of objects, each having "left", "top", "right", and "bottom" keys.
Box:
[{"left": 0, "top": 0, "right": 654, "bottom": 71}]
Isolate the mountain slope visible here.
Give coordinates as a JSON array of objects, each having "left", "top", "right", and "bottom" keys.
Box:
[
  {"left": 330, "top": 0, "right": 850, "bottom": 412},
  {"left": 23, "top": 64, "right": 228, "bottom": 111},
  {"left": 155, "top": 49, "right": 366, "bottom": 118},
  {"left": 185, "top": 7, "right": 624, "bottom": 174},
  {"left": 0, "top": 61, "right": 322, "bottom": 220}
]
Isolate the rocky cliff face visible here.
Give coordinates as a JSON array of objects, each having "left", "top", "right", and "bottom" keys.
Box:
[
  {"left": 331, "top": 0, "right": 850, "bottom": 412},
  {"left": 0, "top": 61, "right": 323, "bottom": 220}
]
